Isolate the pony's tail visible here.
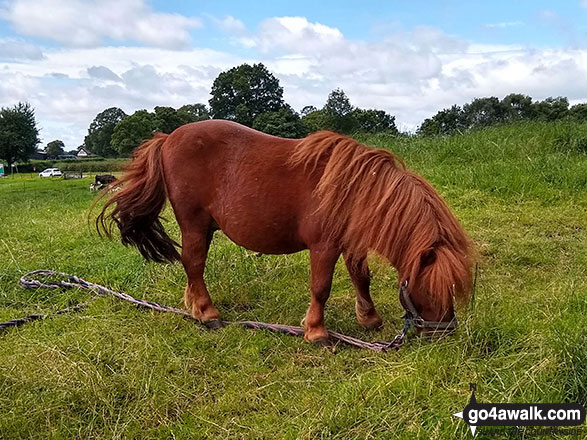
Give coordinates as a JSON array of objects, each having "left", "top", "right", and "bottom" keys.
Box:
[{"left": 94, "top": 133, "right": 181, "bottom": 263}]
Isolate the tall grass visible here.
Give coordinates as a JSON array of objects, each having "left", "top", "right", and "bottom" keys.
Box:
[
  {"left": 359, "top": 121, "right": 587, "bottom": 199},
  {"left": 0, "top": 121, "right": 585, "bottom": 439}
]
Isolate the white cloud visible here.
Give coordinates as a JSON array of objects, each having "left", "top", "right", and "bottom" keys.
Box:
[
  {"left": 87, "top": 65, "right": 121, "bottom": 82},
  {"left": 0, "top": 38, "right": 44, "bottom": 60},
  {"left": 256, "top": 24, "right": 587, "bottom": 131},
  {"left": 208, "top": 15, "right": 247, "bottom": 35},
  {"left": 0, "top": 46, "right": 243, "bottom": 148},
  {"left": 2, "top": 13, "right": 587, "bottom": 147},
  {"left": 238, "top": 16, "right": 345, "bottom": 54},
  {"left": 0, "top": 0, "right": 201, "bottom": 48},
  {"left": 484, "top": 21, "right": 524, "bottom": 29},
  {"left": 0, "top": 68, "right": 40, "bottom": 102}
]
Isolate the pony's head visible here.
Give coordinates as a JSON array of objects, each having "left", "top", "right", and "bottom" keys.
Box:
[
  {"left": 388, "top": 172, "right": 474, "bottom": 335},
  {"left": 398, "top": 238, "right": 473, "bottom": 335}
]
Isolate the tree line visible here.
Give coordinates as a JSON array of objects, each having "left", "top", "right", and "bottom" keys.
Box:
[
  {"left": 3, "top": 61, "right": 587, "bottom": 167},
  {"left": 84, "top": 104, "right": 210, "bottom": 157},
  {"left": 418, "top": 94, "right": 587, "bottom": 136},
  {"left": 83, "top": 63, "right": 398, "bottom": 157}
]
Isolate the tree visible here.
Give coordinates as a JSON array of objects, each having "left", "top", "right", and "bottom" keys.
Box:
[
  {"left": 462, "top": 97, "right": 507, "bottom": 129},
  {"left": 418, "top": 105, "right": 465, "bottom": 136},
  {"left": 0, "top": 102, "right": 40, "bottom": 172},
  {"left": 569, "top": 103, "right": 587, "bottom": 122},
  {"left": 153, "top": 104, "right": 211, "bottom": 134},
  {"left": 153, "top": 106, "right": 187, "bottom": 134},
  {"left": 178, "top": 104, "right": 210, "bottom": 122},
  {"left": 323, "top": 89, "right": 357, "bottom": 133},
  {"left": 301, "top": 109, "right": 332, "bottom": 133},
  {"left": 209, "top": 63, "right": 285, "bottom": 126},
  {"left": 84, "top": 107, "right": 127, "bottom": 157},
  {"left": 502, "top": 93, "right": 534, "bottom": 120},
  {"left": 324, "top": 88, "right": 353, "bottom": 117},
  {"left": 352, "top": 109, "right": 398, "bottom": 134},
  {"left": 533, "top": 97, "right": 569, "bottom": 121},
  {"left": 300, "top": 105, "right": 317, "bottom": 117},
  {"left": 111, "top": 110, "right": 157, "bottom": 156},
  {"left": 252, "top": 106, "right": 308, "bottom": 138},
  {"left": 46, "top": 139, "right": 65, "bottom": 156}
]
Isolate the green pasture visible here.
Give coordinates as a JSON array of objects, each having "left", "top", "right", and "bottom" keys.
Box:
[{"left": 0, "top": 121, "right": 586, "bottom": 439}]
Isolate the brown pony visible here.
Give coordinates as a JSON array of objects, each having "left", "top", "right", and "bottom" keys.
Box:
[{"left": 97, "top": 120, "right": 473, "bottom": 343}]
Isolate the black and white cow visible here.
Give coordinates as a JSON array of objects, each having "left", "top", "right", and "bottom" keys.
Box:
[{"left": 90, "top": 174, "right": 116, "bottom": 191}]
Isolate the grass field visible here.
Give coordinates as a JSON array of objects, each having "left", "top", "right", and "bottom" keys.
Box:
[{"left": 1, "top": 121, "right": 586, "bottom": 439}]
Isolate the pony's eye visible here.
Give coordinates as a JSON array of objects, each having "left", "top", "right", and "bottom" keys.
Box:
[{"left": 420, "top": 249, "right": 437, "bottom": 268}]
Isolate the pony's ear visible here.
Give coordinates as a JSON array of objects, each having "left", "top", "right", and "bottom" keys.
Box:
[{"left": 420, "top": 248, "right": 437, "bottom": 269}]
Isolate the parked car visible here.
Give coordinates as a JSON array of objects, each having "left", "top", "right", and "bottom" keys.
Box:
[{"left": 39, "top": 168, "right": 62, "bottom": 177}]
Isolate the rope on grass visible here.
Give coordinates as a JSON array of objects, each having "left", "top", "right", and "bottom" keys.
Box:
[{"left": 4, "top": 270, "right": 407, "bottom": 352}]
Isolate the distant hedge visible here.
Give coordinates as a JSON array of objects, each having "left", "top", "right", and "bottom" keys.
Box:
[
  {"left": 59, "top": 160, "right": 128, "bottom": 173},
  {"left": 15, "top": 160, "right": 55, "bottom": 173},
  {"left": 59, "top": 157, "right": 107, "bottom": 163},
  {"left": 16, "top": 159, "right": 128, "bottom": 173}
]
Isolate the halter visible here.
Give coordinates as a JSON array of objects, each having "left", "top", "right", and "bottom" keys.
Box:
[
  {"left": 399, "top": 280, "right": 458, "bottom": 332},
  {"left": 376, "top": 281, "right": 458, "bottom": 350}
]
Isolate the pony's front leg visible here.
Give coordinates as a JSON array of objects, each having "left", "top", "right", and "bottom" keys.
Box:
[
  {"left": 343, "top": 252, "right": 383, "bottom": 330},
  {"left": 304, "top": 246, "right": 340, "bottom": 343}
]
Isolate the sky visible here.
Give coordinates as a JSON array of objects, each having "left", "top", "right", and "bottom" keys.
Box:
[{"left": 1, "top": 1, "right": 587, "bottom": 149}]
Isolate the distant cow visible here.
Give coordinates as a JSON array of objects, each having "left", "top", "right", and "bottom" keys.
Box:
[
  {"left": 90, "top": 174, "right": 116, "bottom": 191},
  {"left": 95, "top": 174, "right": 116, "bottom": 186}
]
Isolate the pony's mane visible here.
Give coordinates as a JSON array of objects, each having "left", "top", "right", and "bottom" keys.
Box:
[{"left": 289, "top": 131, "right": 473, "bottom": 309}]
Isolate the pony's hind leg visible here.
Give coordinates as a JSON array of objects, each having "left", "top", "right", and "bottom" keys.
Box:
[
  {"left": 304, "top": 246, "right": 340, "bottom": 343},
  {"left": 343, "top": 253, "right": 383, "bottom": 330},
  {"left": 180, "top": 217, "right": 221, "bottom": 323}
]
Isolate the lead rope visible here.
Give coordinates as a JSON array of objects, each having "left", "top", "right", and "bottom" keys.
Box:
[{"left": 4, "top": 270, "right": 411, "bottom": 352}]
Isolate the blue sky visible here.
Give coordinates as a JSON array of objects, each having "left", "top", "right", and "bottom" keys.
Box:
[
  {"left": 1, "top": 0, "right": 587, "bottom": 148},
  {"left": 144, "top": 0, "right": 587, "bottom": 52},
  {"left": 155, "top": 0, "right": 587, "bottom": 48}
]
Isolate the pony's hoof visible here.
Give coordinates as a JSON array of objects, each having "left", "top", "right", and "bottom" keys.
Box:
[
  {"left": 357, "top": 315, "right": 383, "bottom": 331},
  {"left": 311, "top": 337, "right": 333, "bottom": 348},
  {"left": 356, "top": 306, "right": 383, "bottom": 331},
  {"left": 362, "top": 320, "right": 384, "bottom": 331},
  {"left": 204, "top": 319, "right": 226, "bottom": 330}
]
